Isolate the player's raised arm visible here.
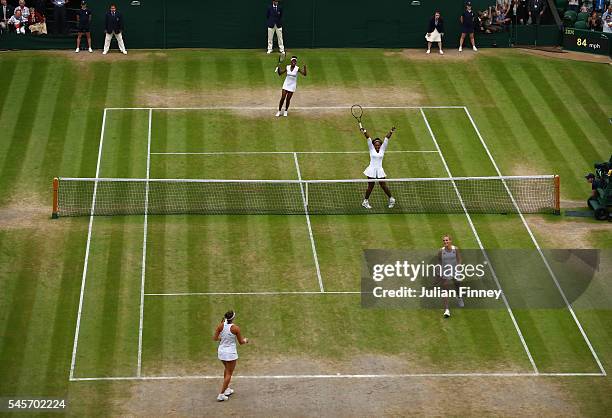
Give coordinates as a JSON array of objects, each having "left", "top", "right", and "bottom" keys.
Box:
[
  {"left": 299, "top": 64, "right": 307, "bottom": 76},
  {"left": 360, "top": 126, "right": 371, "bottom": 140},
  {"left": 386, "top": 126, "right": 396, "bottom": 139}
]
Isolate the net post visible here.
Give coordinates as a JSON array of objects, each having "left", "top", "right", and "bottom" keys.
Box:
[
  {"left": 52, "top": 177, "right": 59, "bottom": 219},
  {"left": 554, "top": 175, "right": 560, "bottom": 215}
]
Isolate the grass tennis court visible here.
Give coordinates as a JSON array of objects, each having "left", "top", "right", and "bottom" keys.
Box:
[{"left": 1, "top": 49, "right": 611, "bottom": 416}]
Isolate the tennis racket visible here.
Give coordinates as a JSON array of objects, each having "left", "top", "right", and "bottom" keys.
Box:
[
  {"left": 274, "top": 52, "right": 286, "bottom": 74},
  {"left": 351, "top": 104, "right": 364, "bottom": 128}
]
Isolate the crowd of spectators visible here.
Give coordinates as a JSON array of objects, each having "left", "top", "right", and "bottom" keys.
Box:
[
  {"left": 0, "top": 0, "right": 101, "bottom": 36},
  {"left": 472, "top": 0, "right": 612, "bottom": 33},
  {"left": 586, "top": 3, "right": 612, "bottom": 31}
]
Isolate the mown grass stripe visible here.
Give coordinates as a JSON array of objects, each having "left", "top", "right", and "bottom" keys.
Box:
[
  {"left": 557, "top": 64, "right": 612, "bottom": 151},
  {"left": 518, "top": 62, "right": 601, "bottom": 171},
  {"left": 76, "top": 63, "right": 112, "bottom": 178},
  {"left": 487, "top": 57, "right": 573, "bottom": 172},
  {"left": 0, "top": 233, "right": 44, "bottom": 393},
  {"left": 0, "top": 59, "right": 50, "bottom": 203}
]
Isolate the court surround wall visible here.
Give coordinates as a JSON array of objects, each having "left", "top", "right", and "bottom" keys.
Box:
[{"left": 0, "top": 0, "right": 558, "bottom": 50}]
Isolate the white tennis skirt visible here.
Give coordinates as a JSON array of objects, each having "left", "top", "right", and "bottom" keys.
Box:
[
  {"left": 218, "top": 349, "right": 238, "bottom": 361},
  {"left": 363, "top": 166, "right": 387, "bottom": 178},
  {"left": 425, "top": 29, "right": 442, "bottom": 43}
]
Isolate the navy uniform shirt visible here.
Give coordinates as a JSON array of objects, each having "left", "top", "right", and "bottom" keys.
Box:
[
  {"left": 78, "top": 8, "right": 91, "bottom": 29},
  {"left": 462, "top": 10, "right": 475, "bottom": 29}
]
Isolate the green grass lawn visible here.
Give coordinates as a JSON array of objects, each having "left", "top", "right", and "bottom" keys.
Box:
[{"left": 0, "top": 48, "right": 611, "bottom": 416}]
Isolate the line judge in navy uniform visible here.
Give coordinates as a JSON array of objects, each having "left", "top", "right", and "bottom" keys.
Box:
[
  {"left": 459, "top": 1, "right": 478, "bottom": 52},
  {"left": 266, "top": 0, "right": 285, "bottom": 54},
  {"left": 103, "top": 4, "right": 127, "bottom": 55}
]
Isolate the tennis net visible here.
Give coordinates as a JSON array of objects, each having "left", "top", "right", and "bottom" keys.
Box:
[{"left": 52, "top": 175, "right": 560, "bottom": 217}]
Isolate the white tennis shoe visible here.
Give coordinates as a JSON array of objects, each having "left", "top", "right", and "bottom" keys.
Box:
[
  {"left": 362, "top": 199, "right": 372, "bottom": 209},
  {"left": 439, "top": 50, "right": 444, "bottom": 55},
  {"left": 275, "top": 111, "right": 281, "bottom": 117},
  {"left": 75, "top": 48, "right": 79, "bottom": 53},
  {"left": 283, "top": 110, "right": 288, "bottom": 117},
  {"left": 224, "top": 388, "right": 234, "bottom": 396},
  {"left": 443, "top": 309, "right": 451, "bottom": 318},
  {"left": 426, "top": 49, "right": 431, "bottom": 54},
  {"left": 217, "top": 394, "right": 229, "bottom": 402},
  {"left": 89, "top": 48, "right": 93, "bottom": 53},
  {"left": 458, "top": 46, "right": 462, "bottom": 52},
  {"left": 388, "top": 197, "right": 396, "bottom": 208},
  {"left": 473, "top": 46, "right": 478, "bottom": 52}
]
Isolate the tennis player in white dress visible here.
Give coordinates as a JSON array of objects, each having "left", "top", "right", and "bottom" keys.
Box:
[
  {"left": 438, "top": 235, "right": 464, "bottom": 318},
  {"left": 213, "top": 310, "right": 249, "bottom": 401},
  {"left": 359, "top": 124, "right": 396, "bottom": 209},
  {"left": 276, "top": 55, "right": 307, "bottom": 117}
]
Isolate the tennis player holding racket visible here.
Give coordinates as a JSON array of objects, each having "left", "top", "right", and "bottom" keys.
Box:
[
  {"left": 213, "top": 310, "right": 249, "bottom": 401},
  {"left": 276, "top": 56, "right": 307, "bottom": 117},
  {"left": 358, "top": 119, "right": 396, "bottom": 210}
]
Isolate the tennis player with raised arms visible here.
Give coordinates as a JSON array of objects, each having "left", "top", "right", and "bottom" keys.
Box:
[
  {"left": 356, "top": 114, "right": 396, "bottom": 210},
  {"left": 213, "top": 310, "right": 249, "bottom": 401},
  {"left": 276, "top": 55, "right": 307, "bottom": 117}
]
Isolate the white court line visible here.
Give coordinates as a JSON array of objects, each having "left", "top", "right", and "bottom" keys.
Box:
[
  {"left": 105, "top": 106, "right": 467, "bottom": 111},
  {"left": 151, "top": 150, "right": 437, "bottom": 155},
  {"left": 294, "top": 153, "right": 324, "bottom": 293},
  {"left": 69, "top": 109, "right": 108, "bottom": 380},
  {"left": 136, "top": 109, "right": 153, "bottom": 378},
  {"left": 145, "top": 291, "right": 362, "bottom": 296},
  {"left": 420, "top": 108, "right": 539, "bottom": 374},
  {"left": 463, "top": 106, "right": 607, "bottom": 376},
  {"left": 69, "top": 371, "right": 605, "bottom": 382}
]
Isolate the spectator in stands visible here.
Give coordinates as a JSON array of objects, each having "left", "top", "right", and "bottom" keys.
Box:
[
  {"left": 459, "top": 1, "right": 478, "bottom": 52},
  {"left": 8, "top": 8, "right": 26, "bottom": 34},
  {"left": 266, "top": 0, "right": 284, "bottom": 54},
  {"left": 75, "top": 1, "right": 92, "bottom": 53},
  {"left": 528, "top": 0, "right": 547, "bottom": 24},
  {"left": 103, "top": 4, "right": 127, "bottom": 55},
  {"left": 508, "top": 0, "right": 527, "bottom": 25},
  {"left": 580, "top": 1, "right": 592, "bottom": 13},
  {"left": 52, "top": 0, "right": 68, "bottom": 35},
  {"left": 14, "top": 0, "right": 29, "bottom": 21},
  {"left": 603, "top": 5, "right": 612, "bottom": 33},
  {"left": 587, "top": 10, "right": 603, "bottom": 30},
  {"left": 495, "top": 3, "right": 511, "bottom": 27},
  {"left": 594, "top": 0, "right": 606, "bottom": 13},
  {"left": 1, "top": 0, "right": 14, "bottom": 34},
  {"left": 28, "top": 6, "right": 47, "bottom": 34},
  {"left": 425, "top": 10, "right": 445, "bottom": 54},
  {"left": 567, "top": 0, "right": 579, "bottom": 12}
]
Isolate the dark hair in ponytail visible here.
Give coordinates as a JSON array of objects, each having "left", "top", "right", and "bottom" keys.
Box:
[{"left": 224, "top": 310, "right": 236, "bottom": 323}]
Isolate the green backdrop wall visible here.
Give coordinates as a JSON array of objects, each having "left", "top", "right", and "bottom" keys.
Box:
[
  {"left": 0, "top": 0, "right": 559, "bottom": 50},
  {"left": 0, "top": 0, "right": 479, "bottom": 49}
]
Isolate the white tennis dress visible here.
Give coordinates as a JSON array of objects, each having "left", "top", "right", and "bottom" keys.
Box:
[
  {"left": 282, "top": 64, "right": 299, "bottom": 92},
  {"left": 218, "top": 320, "right": 238, "bottom": 361},
  {"left": 363, "top": 137, "right": 389, "bottom": 178},
  {"left": 440, "top": 245, "right": 458, "bottom": 280}
]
